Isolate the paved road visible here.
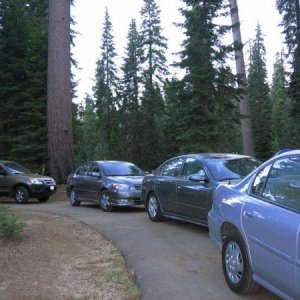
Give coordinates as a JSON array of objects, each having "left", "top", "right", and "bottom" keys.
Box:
[{"left": 4, "top": 197, "right": 279, "bottom": 300}]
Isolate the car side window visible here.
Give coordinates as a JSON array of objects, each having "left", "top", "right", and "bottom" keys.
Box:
[
  {"left": 88, "top": 164, "right": 101, "bottom": 177},
  {"left": 182, "top": 158, "right": 205, "bottom": 178},
  {"left": 251, "top": 164, "right": 272, "bottom": 196},
  {"left": 262, "top": 156, "right": 300, "bottom": 212},
  {"left": 159, "top": 158, "right": 184, "bottom": 177},
  {"left": 77, "top": 163, "right": 90, "bottom": 176}
]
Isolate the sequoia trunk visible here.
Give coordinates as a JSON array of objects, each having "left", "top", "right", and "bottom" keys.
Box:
[{"left": 47, "top": 0, "right": 74, "bottom": 183}]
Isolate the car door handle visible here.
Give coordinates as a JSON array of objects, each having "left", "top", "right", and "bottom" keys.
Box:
[{"left": 243, "top": 211, "right": 255, "bottom": 218}]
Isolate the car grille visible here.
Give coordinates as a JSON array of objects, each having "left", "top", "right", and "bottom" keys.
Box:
[{"left": 43, "top": 178, "right": 55, "bottom": 185}]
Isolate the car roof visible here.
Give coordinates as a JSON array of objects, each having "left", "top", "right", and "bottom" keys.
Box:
[
  {"left": 177, "top": 153, "right": 251, "bottom": 160},
  {"left": 85, "top": 160, "right": 135, "bottom": 164},
  {"left": 0, "top": 160, "right": 16, "bottom": 164},
  {"left": 273, "top": 149, "right": 300, "bottom": 158}
]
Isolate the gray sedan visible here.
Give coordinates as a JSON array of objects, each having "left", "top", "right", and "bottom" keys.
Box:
[
  {"left": 141, "top": 153, "right": 260, "bottom": 226},
  {"left": 66, "top": 160, "right": 145, "bottom": 211}
]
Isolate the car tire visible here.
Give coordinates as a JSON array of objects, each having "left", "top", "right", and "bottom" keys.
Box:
[
  {"left": 222, "top": 231, "right": 259, "bottom": 294},
  {"left": 38, "top": 197, "right": 49, "bottom": 202},
  {"left": 69, "top": 189, "right": 81, "bottom": 207},
  {"left": 100, "top": 190, "right": 114, "bottom": 212},
  {"left": 14, "top": 186, "right": 29, "bottom": 204},
  {"left": 147, "top": 193, "right": 164, "bottom": 222}
]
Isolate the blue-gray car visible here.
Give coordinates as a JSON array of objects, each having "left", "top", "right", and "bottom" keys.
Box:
[
  {"left": 66, "top": 161, "right": 145, "bottom": 212},
  {"left": 208, "top": 150, "right": 300, "bottom": 299}
]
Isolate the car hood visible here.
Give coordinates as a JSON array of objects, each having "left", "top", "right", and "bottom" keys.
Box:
[
  {"left": 15, "top": 173, "right": 55, "bottom": 182},
  {"left": 107, "top": 176, "right": 144, "bottom": 185}
]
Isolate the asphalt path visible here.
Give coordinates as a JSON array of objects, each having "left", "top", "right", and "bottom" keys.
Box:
[{"left": 4, "top": 197, "right": 279, "bottom": 300}]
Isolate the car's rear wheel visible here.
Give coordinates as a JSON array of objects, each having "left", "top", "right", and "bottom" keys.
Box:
[
  {"left": 38, "top": 196, "right": 49, "bottom": 202},
  {"left": 222, "top": 231, "right": 259, "bottom": 294},
  {"left": 147, "top": 193, "right": 164, "bottom": 221},
  {"left": 69, "top": 189, "right": 81, "bottom": 207},
  {"left": 14, "top": 186, "right": 29, "bottom": 204},
  {"left": 100, "top": 190, "right": 114, "bottom": 212}
]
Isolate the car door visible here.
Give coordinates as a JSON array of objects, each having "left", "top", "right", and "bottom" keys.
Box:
[
  {"left": 154, "top": 157, "right": 184, "bottom": 213},
  {"left": 0, "top": 165, "right": 10, "bottom": 194},
  {"left": 176, "top": 157, "right": 213, "bottom": 222},
  {"left": 242, "top": 156, "right": 300, "bottom": 299},
  {"left": 85, "top": 163, "right": 103, "bottom": 201},
  {"left": 297, "top": 224, "right": 300, "bottom": 299},
  {"left": 73, "top": 163, "right": 91, "bottom": 199}
]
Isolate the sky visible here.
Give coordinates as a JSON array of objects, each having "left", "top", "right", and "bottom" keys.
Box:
[{"left": 71, "top": 0, "right": 285, "bottom": 103}]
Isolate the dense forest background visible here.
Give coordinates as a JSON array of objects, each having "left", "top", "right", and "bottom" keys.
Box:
[{"left": 0, "top": 0, "right": 299, "bottom": 182}]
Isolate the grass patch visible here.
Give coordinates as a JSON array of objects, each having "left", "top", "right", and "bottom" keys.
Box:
[
  {"left": 107, "top": 248, "right": 141, "bottom": 300},
  {"left": 0, "top": 205, "right": 26, "bottom": 239}
]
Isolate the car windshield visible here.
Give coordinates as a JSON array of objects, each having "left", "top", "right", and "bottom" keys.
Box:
[
  {"left": 101, "top": 162, "right": 145, "bottom": 176},
  {"left": 205, "top": 158, "right": 260, "bottom": 181},
  {"left": 4, "top": 162, "right": 32, "bottom": 175}
]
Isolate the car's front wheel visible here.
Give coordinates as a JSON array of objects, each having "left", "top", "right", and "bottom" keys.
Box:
[
  {"left": 14, "top": 186, "right": 29, "bottom": 204},
  {"left": 69, "top": 189, "right": 81, "bottom": 207},
  {"left": 222, "top": 231, "right": 259, "bottom": 294},
  {"left": 147, "top": 193, "right": 164, "bottom": 221},
  {"left": 100, "top": 190, "right": 114, "bottom": 212}
]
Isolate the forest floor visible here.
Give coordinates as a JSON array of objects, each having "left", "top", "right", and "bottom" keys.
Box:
[{"left": 0, "top": 186, "right": 140, "bottom": 300}]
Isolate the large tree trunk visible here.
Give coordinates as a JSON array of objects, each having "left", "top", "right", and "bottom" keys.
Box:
[
  {"left": 229, "top": 0, "right": 255, "bottom": 156},
  {"left": 47, "top": 0, "right": 74, "bottom": 183}
]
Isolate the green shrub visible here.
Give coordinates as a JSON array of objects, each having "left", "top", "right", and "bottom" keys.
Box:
[{"left": 0, "top": 205, "right": 26, "bottom": 239}]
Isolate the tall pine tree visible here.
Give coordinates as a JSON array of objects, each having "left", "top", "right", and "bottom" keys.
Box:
[
  {"left": 94, "top": 8, "right": 119, "bottom": 159},
  {"left": 120, "top": 19, "right": 143, "bottom": 164},
  {"left": 276, "top": 0, "right": 300, "bottom": 145},
  {"left": 247, "top": 24, "right": 272, "bottom": 160},
  {"left": 177, "top": 0, "right": 240, "bottom": 153},
  {"left": 271, "top": 53, "right": 294, "bottom": 150},
  {"left": 139, "top": 0, "right": 168, "bottom": 169}
]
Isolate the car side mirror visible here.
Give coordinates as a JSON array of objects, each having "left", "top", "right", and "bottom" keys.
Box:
[
  {"left": 189, "top": 174, "right": 208, "bottom": 182},
  {"left": 91, "top": 171, "right": 101, "bottom": 178}
]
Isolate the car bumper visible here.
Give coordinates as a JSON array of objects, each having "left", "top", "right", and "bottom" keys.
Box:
[
  {"left": 208, "top": 209, "right": 223, "bottom": 251},
  {"left": 110, "top": 190, "right": 143, "bottom": 207},
  {"left": 29, "top": 184, "right": 57, "bottom": 198}
]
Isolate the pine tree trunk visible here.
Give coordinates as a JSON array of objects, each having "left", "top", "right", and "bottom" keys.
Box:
[
  {"left": 47, "top": 0, "right": 74, "bottom": 183},
  {"left": 229, "top": 0, "right": 255, "bottom": 156}
]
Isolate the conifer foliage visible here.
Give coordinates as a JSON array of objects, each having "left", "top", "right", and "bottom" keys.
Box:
[
  {"left": 94, "top": 9, "right": 120, "bottom": 160},
  {"left": 120, "top": 19, "right": 142, "bottom": 164},
  {"left": 271, "top": 53, "right": 294, "bottom": 150},
  {"left": 177, "top": 0, "right": 240, "bottom": 153},
  {"left": 0, "top": 0, "right": 48, "bottom": 172},
  {"left": 247, "top": 25, "right": 272, "bottom": 160},
  {"left": 276, "top": 0, "right": 300, "bottom": 146},
  {"left": 3, "top": 0, "right": 297, "bottom": 178}
]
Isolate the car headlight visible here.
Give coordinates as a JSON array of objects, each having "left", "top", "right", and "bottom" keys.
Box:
[
  {"left": 30, "top": 178, "right": 44, "bottom": 184},
  {"left": 111, "top": 183, "right": 135, "bottom": 190}
]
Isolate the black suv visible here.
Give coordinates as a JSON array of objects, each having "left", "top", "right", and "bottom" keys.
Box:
[{"left": 0, "top": 160, "right": 56, "bottom": 204}]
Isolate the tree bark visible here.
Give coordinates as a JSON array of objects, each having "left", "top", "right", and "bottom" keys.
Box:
[
  {"left": 47, "top": 0, "right": 74, "bottom": 183},
  {"left": 229, "top": 0, "right": 255, "bottom": 156}
]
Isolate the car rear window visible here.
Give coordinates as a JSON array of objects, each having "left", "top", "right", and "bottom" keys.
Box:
[{"left": 205, "top": 158, "right": 260, "bottom": 181}]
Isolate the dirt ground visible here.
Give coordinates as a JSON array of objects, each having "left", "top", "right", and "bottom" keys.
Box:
[{"left": 0, "top": 186, "right": 140, "bottom": 300}]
